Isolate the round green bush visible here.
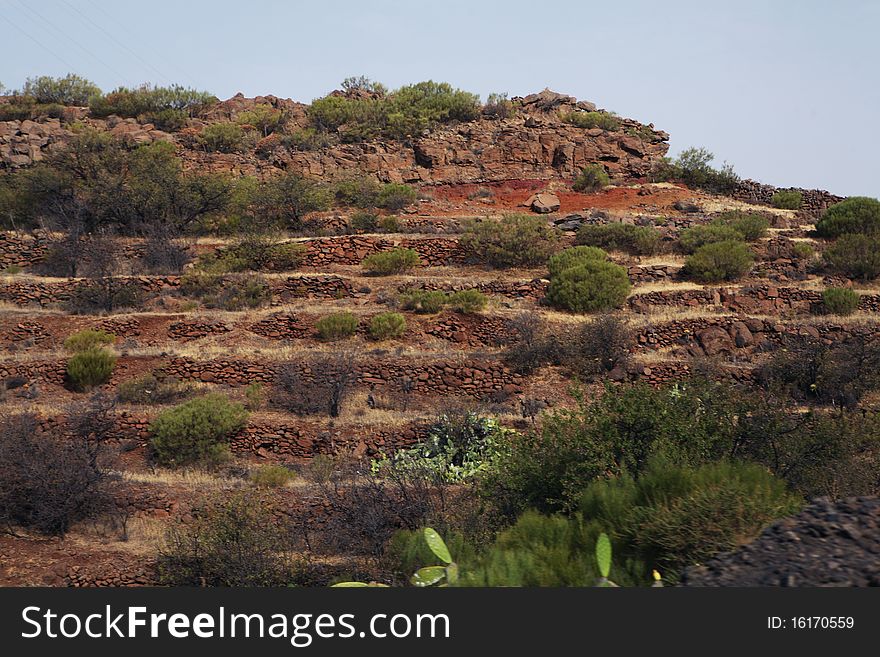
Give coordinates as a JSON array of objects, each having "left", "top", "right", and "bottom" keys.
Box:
[
  {"left": 822, "top": 287, "right": 860, "bottom": 315},
  {"left": 714, "top": 211, "right": 770, "bottom": 241},
  {"left": 377, "top": 183, "right": 417, "bottom": 212},
  {"left": 63, "top": 329, "right": 115, "bottom": 353},
  {"left": 547, "top": 246, "right": 607, "bottom": 277},
  {"left": 683, "top": 240, "right": 754, "bottom": 283},
  {"left": 66, "top": 347, "right": 117, "bottom": 392},
  {"left": 546, "top": 260, "right": 631, "bottom": 313},
  {"left": 815, "top": 197, "right": 880, "bottom": 238},
  {"left": 349, "top": 210, "right": 379, "bottom": 232},
  {"left": 315, "top": 312, "right": 358, "bottom": 341},
  {"left": 149, "top": 394, "right": 249, "bottom": 467},
  {"left": 398, "top": 290, "right": 448, "bottom": 314},
  {"left": 447, "top": 289, "right": 488, "bottom": 314},
  {"left": 824, "top": 234, "right": 880, "bottom": 280},
  {"left": 250, "top": 464, "right": 296, "bottom": 488},
  {"left": 770, "top": 189, "right": 803, "bottom": 210},
  {"left": 572, "top": 164, "right": 610, "bottom": 193},
  {"left": 678, "top": 224, "right": 743, "bottom": 254},
  {"left": 369, "top": 312, "right": 407, "bottom": 340},
  {"left": 362, "top": 248, "right": 421, "bottom": 275}
]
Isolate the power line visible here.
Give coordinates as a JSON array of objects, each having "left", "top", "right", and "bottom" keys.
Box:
[
  {"left": 12, "top": 0, "right": 128, "bottom": 85},
  {"left": 0, "top": 8, "right": 73, "bottom": 72},
  {"left": 58, "top": 0, "right": 176, "bottom": 86},
  {"left": 82, "top": 0, "right": 201, "bottom": 88}
]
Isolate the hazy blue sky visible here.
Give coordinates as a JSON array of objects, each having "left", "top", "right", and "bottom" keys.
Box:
[{"left": 2, "top": 0, "right": 878, "bottom": 196}]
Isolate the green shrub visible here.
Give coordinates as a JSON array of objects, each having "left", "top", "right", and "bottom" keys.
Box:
[
  {"left": 683, "top": 240, "right": 754, "bottom": 282},
  {"left": 66, "top": 347, "right": 116, "bottom": 392},
  {"left": 791, "top": 242, "right": 816, "bottom": 260},
  {"left": 824, "top": 234, "right": 880, "bottom": 279},
  {"left": 316, "top": 312, "right": 358, "bottom": 341},
  {"left": 145, "top": 108, "right": 189, "bottom": 131},
  {"left": 822, "top": 287, "right": 860, "bottom": 315},
  {"left": 181, "top": 272, "right": 270, "bottom": 310},
  {"left": 377, "top": 183, "right": 417, "bottom": 212},
  {"left": 578, "top": 460, "right": 801, "bottom": 582},
  {"left": 470, "top": 461, "right": 798, "bottom": 586},
  {"left": 572, "top": 164, "right": 610, "bottom": 193},
  {"left": 377, "top": 215, "right": 401, "bottom": 233},
  {"left": 398, "top": 289, "right": 448, "bottom": 314},
  {"left": 546, "top": 261, "right": 631, "bottom": 313},
  {"left": 198, "top": 123, "right": 247, "bottom": 153},
  {"left": 547, "top": 246, "right": 607, "bottom": 278},
  {"left": 310, "top": 80, "right": 480, "bottom": 142},
  {"left": 770, "top": 189, "right": 803, "bottom": 210},
  {"left": 447, "top": 289, "right": 488, "bottom": 314},
  {"left": 334, "top": 175, "right": 382, "bottom": 208},
  {"left": 713, "top": 211, "right": 770, "bottom": 241},
  {"left": 89, "top": 83, "right": 216, "bottom": 119},
  {"left": 149, "top": 394, "right": 248, "bottom": 467},
  {"left": 815, "top": 197, "right": 880, "bottom": 238},
  {"left": 653, "top": 147, "right": 739, "bottom": 194},
  {"left": 460, "top": 214, "right": 561, "bottom": 268},
  {"left": 116, "top": 374, "right": 194, "bottom": 405},
  {"left": 562, "top": 111, "right": 620, "bottom": 131},
  {"left": 22, "top": 74, "right": 101, "bottom": 105},
  {"left": 265, "top": 242, "right": 306, "bottom": 270},
  {"left": 576, "top": 223, "right": 660, "bottom": 255},
  {"left": 369, "top": 312, "right": 408, "bottom": 340},
  {"left": 250, "top": 464, "right": 296, "bottom": 488},
  {"left": 349, "top": 210, "right": 379, "bottom": 232},
  {"left": 483, "top": 92, "right": 514, "bottom": 119},
  {"left": 244, "top": 382, "right": 265, "bottom": 410},
  {"left": 63, "top": 329, "right": 115, "bottom": 353},
  {"left": 362, "top": 248, "right": 421, "bottom": 275},
  {"left": 678, "top": 224, "right": 743, "bottom": 253},
  {"left": 236, "top": 105, "right": 285, "bottom": 136}
]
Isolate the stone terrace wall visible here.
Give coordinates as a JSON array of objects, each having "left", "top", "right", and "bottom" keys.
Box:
[
  {"left": 629, "top": 284, "right": 880, "bottom": 315},
  {"left": 160, "top": 356, "right": 523, "bottom": 398},
  {"left": 734, "top": 179, "right": 844, "bottom": 217}
]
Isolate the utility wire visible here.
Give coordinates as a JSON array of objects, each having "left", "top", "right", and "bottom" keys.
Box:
[
  {"left": 0, "top": 7, "right": 73, "bottom": 72},
  {"left": 83, "top": 0, "right": 201, "bottom": 88},
  {"left": 13, "top": 0, "right": 128, "bottom": 85},
  {"left": 58, "top": 0, "right": 176, "bottom": 86}
]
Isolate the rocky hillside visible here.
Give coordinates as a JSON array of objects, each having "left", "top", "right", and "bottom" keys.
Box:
[{"left": 1, "top": 88, "right": 668, "bottom": 183}]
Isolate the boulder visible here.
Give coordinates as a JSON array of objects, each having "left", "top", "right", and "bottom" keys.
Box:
[
  {"left": 697, "top": 326, "right": 735, "bottom": 356},
  {"left": 528, "top": 192, "right": 560, "bottom": 214}
]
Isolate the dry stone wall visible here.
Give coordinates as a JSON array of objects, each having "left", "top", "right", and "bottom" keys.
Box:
[{"left": 734, "top": 179, "right": 844, "bottom": 217}]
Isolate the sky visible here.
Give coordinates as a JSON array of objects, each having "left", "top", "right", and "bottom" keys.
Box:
[{"left": 1, "top": 0, "right": 878, "bottom": 197}]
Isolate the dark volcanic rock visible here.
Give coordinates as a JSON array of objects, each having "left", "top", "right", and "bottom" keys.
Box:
[{"left": 682, "top": 497, "right": 880, "bottom": 587}]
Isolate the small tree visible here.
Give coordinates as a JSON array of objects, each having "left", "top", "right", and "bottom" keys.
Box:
[
  {"left": 22, "top": 74, "right": 101, "bottom": 105},
  {"left": 149, "top": 394, "right": 249, "bottom": 467},
  {"left": 0, "top": 412, "right": 110, "bottom": 536},
  {"left": 158, "top": 491, "right": 296, "bottom": 586}
]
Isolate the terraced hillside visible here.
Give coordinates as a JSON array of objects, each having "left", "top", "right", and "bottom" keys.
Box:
[{"left": 1, "top": 82, "right": 875, "bottom": 587}]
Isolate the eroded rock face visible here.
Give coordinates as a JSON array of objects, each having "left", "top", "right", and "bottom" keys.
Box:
[{"left": 1, "top": 89, "right": 670, "bottom": 185}]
